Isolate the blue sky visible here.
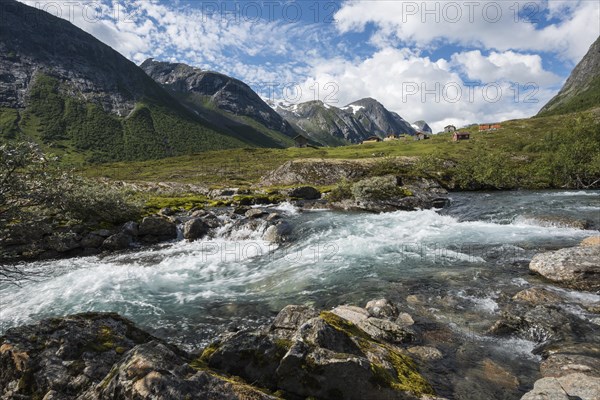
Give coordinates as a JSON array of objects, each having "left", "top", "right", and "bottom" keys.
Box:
[{"left": 18, "top": 0, "right": 600, "bottom": 131}]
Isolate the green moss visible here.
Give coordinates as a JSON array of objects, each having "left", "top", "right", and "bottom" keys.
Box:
[
  {"left": 190, "top": 342, "right": 220, "bottom": 369},
  {"left": 319, "top": 311, "right": 373, "bottom": 342}
]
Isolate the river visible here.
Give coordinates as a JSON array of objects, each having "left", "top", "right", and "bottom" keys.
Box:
[{"left": 1, "top": 190, "right": 599, "bottom": 399}]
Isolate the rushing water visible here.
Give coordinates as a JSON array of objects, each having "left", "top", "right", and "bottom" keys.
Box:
[{"left": 1, "top": 190, "right": 599, "bottom": 399}]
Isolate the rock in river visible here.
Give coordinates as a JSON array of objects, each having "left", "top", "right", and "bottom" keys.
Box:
[{"left": 529, "top": 246, "right": 600, "bottom": 291}]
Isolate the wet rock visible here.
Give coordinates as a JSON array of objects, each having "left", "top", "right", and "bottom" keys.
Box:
[
  {"left": 330, "top": 306, "right": 413, "bottom": 344},
  {"left": 232, "top": 206, "right": 250, "bottom": 215},
  {"left": 245, "top": 209, "right": 267, "bottom": 219},
  {"left": 366, "top": 299, "right": 399, "bottom": 320},
  {"left": 407, "top": 346, "right": 443, "bottom": 361},
  {"left": 183, "top": 218, "right": 209, "bottom": 241},
  {"left": 0, "top": 313, "right": 278, "bottom": 400},
  {"left": 488, "top": 303, "right": 573, "bottom": 343},
  {"left": 581, "top": 235, "right": 600, "bottom": 247},
  {"left": 529, "top": 246, "right": 600, "bottom": 291},
  {"left": 80, "top": 233, "right": 106, "bottom": 249},
  {"left": 91, "top": 229, "right": 112, "bottom": 238},
  {"left": 540, "top": 343, "right": 600, "bottom": 378},
  {"left": 512, "top": 287, "right": 563, "bottom": 305},
  {"left": 264, "top": 221, "right": 292, "bottom": 243},
  {"left": 202, "top": 306, "right": 434, "bottom": 400},
  {"left": 158, "top": 207, "right": 175, "bottom": 216},
  {"left": 521, "top": 374, "right": 600, "bottom": 400},
  {"left": 45, "top": 233, "right": 81, "bottom": 253},
  {"left": 523, "top": 215, "right": 590, "bottom": 230},
  {"left": 287, "top": 186, "right": 321, "bottom": 200},
  {"left": 138, "top": 216, "right": 177, "bottom": 239},
  {"left": 102, "top": 233, "right": 132, "bottom": 251},
  {"left": 397, "top": 313, "right": 415, "bottom": 327},
  {"left": 270, "top": 305, "right": 319, "bottom": 339},
  {"left": 266, "top": 212, "right": 281, "bottom": 221},
  {"left": 121, "top": 221, "right": 139, "bottom": 237}
]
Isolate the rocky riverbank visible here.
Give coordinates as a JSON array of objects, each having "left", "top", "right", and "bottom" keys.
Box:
[{"left": 0, "top": 174, "right": 449, "bottom": 263}]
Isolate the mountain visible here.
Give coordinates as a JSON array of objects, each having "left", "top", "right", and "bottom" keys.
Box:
[
  {"left": 275, "top": 98, "right": 416, "bottom": 146},
  {"left": 140, "top": 59, "right": 296, "bottom": 147},
  {"left": 538, "top": 36, "right": 600, "bottom": 116},
  {"left": 343, "top": 98, "right": 417, "bottom": 137},
  {"left": 0, "top": 0, "right": 265, "bottom": 163},
  {"left": 412, "top": 120, "right": 433, "bottom": 134},
  {"left": 275, "top": 101, "right": 369, "bottom": 146}
]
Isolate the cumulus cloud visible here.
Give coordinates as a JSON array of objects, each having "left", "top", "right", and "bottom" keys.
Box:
[
  {"left": 334, "top": 0, "right": 600, "bottom": 62},
  {"left": 294, "top": 47, "right": 557, "bottom": 132}
]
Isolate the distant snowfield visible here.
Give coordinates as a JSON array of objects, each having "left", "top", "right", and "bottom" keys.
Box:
[{"left": 344, "top": 105, "right": 364, "bottom": 114}]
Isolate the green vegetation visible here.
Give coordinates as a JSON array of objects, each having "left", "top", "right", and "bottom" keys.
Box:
[
  {"left": 1, "top": 74, "right": 247, "bottom": 164},
  {"left": 0, "top": 142, "right": 141, "bottom": 242},
  {"left": 83, "top": 110, "right": 600, "bottom": 190},
  {"left": 539, "top": 76, "right": 600, "bottom": 117}
]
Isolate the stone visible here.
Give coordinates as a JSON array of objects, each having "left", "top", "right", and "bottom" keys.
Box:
[
  {"left": 264, "top": 221, "right": 292, "bottom": 243},
  {"left": 45, "top": 233, "right": 81, "bottom": 253},
  {"left": 365, "top": 299, "right": 399, "bottom": 319},
  {"left": 481, "top": 358, "right": 519, "bottom": 389},
  {"left": 266, "top": 213, "right": 281, "bottom": 221},
  {"left": 488, "top": 304, "right": 573, "bottom": 343},
  {"left": 396, "top": 313, "right": 415, "bottom": 327},
  {"left": 138, "top": 216, "right": 177, "bottom": 238},
  {"left": 102, "top": 233, "right": 132, "bottom": 251},
  {"left": 245, "top": 209, "right": 268, "bottom": 219},
  {"left": 522, "top": 374, "right": 600, "bottom": 400},
  {"left": 529, "top": 246, "right": 600, "bottom": 291},
  {"left": 270, "top": 305, "right": 318, "bottom": 338},
  {"left": 159, "top": 207, "right": 175, "bottom": 216},
  {"left": 581, "top": 236, "right": 600, "bottom": 247},
  {"left": 232, "top": 206, "right": 250, "bottom": 215},
  {"left": 407, "top": 346, "right": 443, "bottom": 361},
  {"left": 287, "top": 186, "right": 321, "bottom": 200},
  {"left": 121, "top": 221, "right": 139, "bottom": 237},
  {"left": 540, "top": 343, "right": 600, "bottom": 378},
  {"left": 512, "top": 287, "right": 563, "bottom": 305},
  {"left": 183, "top": 218, "right": 209, "bottom": 241},
  {"left": 80, "top": 233, "right": 105, "bottom": 249},
  {"left": 91, "top": 229, "right": 112, "bottom": 238}
]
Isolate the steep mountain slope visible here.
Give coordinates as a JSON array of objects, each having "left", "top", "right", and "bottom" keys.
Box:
[
  {"left": 538, "top": 36, "right": 600, "bottom": 116},
  {"left": 0, "top": 0, "right": 255, "bottom": 162},
  {"left": 344, "top": 98, "right": 416, "bottom": 137},
  {"left": 275, "top": 98, "right": 416, "bottom": 146},
  {"left": 412, "top": 120, "right": 433, "bottom": 133},
  {"left": 140, "top": 59, "right": 296, "bottom": 147},
  {"left": 275, "top": 101, "right": 368, "bottom": 146}
]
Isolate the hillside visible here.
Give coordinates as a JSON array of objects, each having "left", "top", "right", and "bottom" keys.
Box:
[
  {"left": 84, "top": 110, "right": 600, "bottom": 190},
  {"left": 538, "top": 36, "right": 600, "bottom": 116},
  {"left": 0, "top": 0, "right": 254, "bottom": 163},
  {"left": 344, "top": 98, "right": 416, "bottom": 137},
  {"left": 140, "top": 59, "right": 296, "bottom": 148}
]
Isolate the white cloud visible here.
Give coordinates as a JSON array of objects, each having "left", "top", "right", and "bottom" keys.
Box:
[
  {"left": 293, "top": 47, "right": 557, "bottom": 132},
  {"left": 334, "top": 0, "right": 600, "bottom": 62}
]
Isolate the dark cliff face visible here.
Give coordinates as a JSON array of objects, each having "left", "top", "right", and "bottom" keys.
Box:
[
  {"left": 141, "top": 59, "right": 296, "bottom": 138},
  {"left": 0, "top": 0, "right": 165, "bottom": 116},
  {"left": 539, "top": 36, "right": 600, "bottom": 116},
  {"left": 345, "top": 98, "right": 416, "bottom": 136}
]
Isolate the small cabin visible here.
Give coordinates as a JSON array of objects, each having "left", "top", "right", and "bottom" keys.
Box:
[
  {"left": 362, "top": 136, "right": 382, "bottom": 144},
  {"left": 294, "top": 134, "right": 308, "bottom": 148},
  {"left": 452, "top": 132, "right": 470, "bottom": 141},
  {"left": 383, "top": 134, "right": 398, "bottom": 141},
  {"left": 444, "top": 125, "right": 457, "bottom": 133},
  {"left": 479, "top": 123, "right": 501, "bottom": 132},
  {"left": 415, "top": 133, "right": 430, "bottom": 141}
]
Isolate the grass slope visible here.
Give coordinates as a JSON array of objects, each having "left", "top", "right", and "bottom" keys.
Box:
[
  {"left": 0, "top": 74, "right": 248, "bottom": 164},
  {"left": 83, "top": 110, "right": 600, "bottom": 189},
  {"left": 538, "top": 75, "right": 600, "bottom": 117}
]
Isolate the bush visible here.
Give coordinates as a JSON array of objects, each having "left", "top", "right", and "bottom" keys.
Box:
[
  {"left": 351, "top": 175, "right": 407, "bottom": 202},
  {"left": 328, "top": 179, "right": 353, "bottom": 202}
]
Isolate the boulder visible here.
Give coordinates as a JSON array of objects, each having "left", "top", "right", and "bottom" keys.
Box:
[
  {"left": 183, "top": 218, "right": 209, "bottom": 241},
  {"left": 121, "top": 221, "right": 139, "bottom": 237},
  {"left": 529, "top": 246, "right": 600, "bottom": 291},
  {"left": 512, "top": 287, "right": 563, "bottom": 305},
  {"left": 287, "top": 186, "right": 321, "bottom": 200},
  {"left": 0, "top": 313, "right": 279, "bottom": 400},
  {"left": 138, "top": 216, "right": 177, "bottom": 239},
  {"left": 521, "top": 374, "right": 600, "bottom": 400},
  {"left": 80, "top": 233, "right": 106, "bottom": 249},
  {"left": 540, "top": 343, "right": 600, "bottom": 378},
  {"left": 102, "top": 233, "right": 132, "bottom": 251},
  {"left": 264, "top": 221, "right": 292, "bottom": 243},
  {"left": 44, "top": 233, "right": 81, "bottom": 253},
  {"left": 202, "top": 306, "right": 434, "bottom": 400},
  {"left": 366, "top": 299, "right": 399, "bottom": 319},
  {"left": 245, "top": 209, "right": 267, "bottom": 219}
]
